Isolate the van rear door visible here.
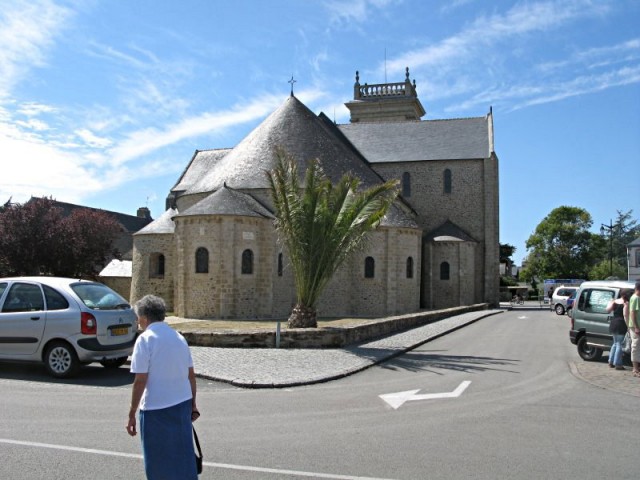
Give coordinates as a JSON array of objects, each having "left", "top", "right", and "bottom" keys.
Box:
[{"left": 575, "top": 287, "right": 615, "bottom": 348}]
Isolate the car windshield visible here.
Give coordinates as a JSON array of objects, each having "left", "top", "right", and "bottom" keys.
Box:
[{"left": 71, "top": 283, "right": 130, "bottom": 310}]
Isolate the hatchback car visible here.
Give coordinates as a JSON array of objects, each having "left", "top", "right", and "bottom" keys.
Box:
[
  {"left": 552, "top": 286, "right": 579, "bottom": 315},
  {"left": 0, "top": 277, "right": 137, "bottom": 377}
]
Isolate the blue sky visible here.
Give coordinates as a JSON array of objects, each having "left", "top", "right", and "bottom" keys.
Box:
[{"left": 1, "top": 0, "right": 639, "bottom": 264}]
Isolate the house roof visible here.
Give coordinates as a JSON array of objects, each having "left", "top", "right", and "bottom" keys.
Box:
[
  {"left": 338, "top": 116, "right": 492, "bottom": 163},
  {"left": 184, "top": 95, "right": 385, "bottom": 195},
  {"left": 99, "top": 259, "right": 132, "bottom": 277},
  {"left": 38, "top": 198, "right": 153, "bottom": 232},
  {"left": 176, "top": 185, "right": 274, "bottom": 219},
  {"left": 135, "top": 207, "right": 178, "bottom": 235}
]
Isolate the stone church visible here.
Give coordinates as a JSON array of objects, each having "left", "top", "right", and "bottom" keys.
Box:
[{"left": 130, "top": 69, "right": 500, "bottom": 319}]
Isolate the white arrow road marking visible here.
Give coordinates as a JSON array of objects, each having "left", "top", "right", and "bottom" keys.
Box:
[
  {"left": 518, "top": 315, "right": 528, "bottom": 319},
  {"left": 379, "top": 380, "right": 471, "bottom": 409}
]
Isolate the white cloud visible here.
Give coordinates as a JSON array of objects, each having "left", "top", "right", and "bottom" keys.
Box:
[
  {"left": 324, "top": 0, "right": 399, "bottom": 25},
  {"left": 0, "top": 0, "right": 73, "bottom": 100},
  {"left": 75, "top": 129, "right": 113, "bottom": 149}
]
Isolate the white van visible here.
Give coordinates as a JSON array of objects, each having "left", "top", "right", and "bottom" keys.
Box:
[{"left": 569, "top": 280, "right": 635, "bottom": 361}]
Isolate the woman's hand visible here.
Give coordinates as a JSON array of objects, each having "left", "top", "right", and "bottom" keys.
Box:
[{"left": 191, "top": 408, "right": 200, "bottom": 422}]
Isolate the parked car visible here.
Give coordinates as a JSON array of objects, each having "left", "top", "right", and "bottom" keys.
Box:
[
  {"left": 0, "top": 277, "right": 137, "bottom": 377},
  {"left": 569, "top": 280, "right": 635, "bottom": 361},
  {"left": 552, "top": 286, "right": 579, "bottom": 315}
]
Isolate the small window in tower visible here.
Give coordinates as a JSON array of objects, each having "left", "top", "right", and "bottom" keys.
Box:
[
  {"left": 444, "top": 169, "right": 452, "bottom": 194},
  {"left": 440, "top": 261, "right": 450, "bottom": 280},
  {"left": 277, "top": 253, "right": 283, "bottom": 277},
  {"left": 406, "top": 257, "right": 414, "bottom": 279},
  {"left": 149, "top": 253, "right": 165, "bottom": 278},
  {"left": 364, "top": 256, "right": 375, "bottom": 278},
  {"left": 195, "top": 247, "right": 209, "bottom": 273},
  {"left": 402, "top": 172, "right": 411, "bottom": 197},
  {"left": 242, "top": 249, "right": 254, "bottom": 275}
]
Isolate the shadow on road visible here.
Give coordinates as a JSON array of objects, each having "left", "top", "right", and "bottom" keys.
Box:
[
  {"left": 0, "top": 361, "right": 134, "bottom": 387},
  {"left": 357, "top": 348, "right": 521, "bottom": 374}
]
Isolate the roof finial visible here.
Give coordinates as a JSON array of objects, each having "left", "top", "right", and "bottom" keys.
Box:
[{"left": 288, "top": 75, "right": 297, "bottom": 96}]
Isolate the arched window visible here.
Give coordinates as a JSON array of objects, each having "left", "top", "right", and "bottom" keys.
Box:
[
  {"left": 364, "top": 256, "right": 375, "bottom": 278},
  {"left": 402, "top": 172, "right": 411, "bottom": 197},
  {"left": 242, "top": 249, "right": 253, "bottom": 274},
  {"left": 195, "top": 247, "right": 209, "bottom": 273},
  {"left": 277, "top": 253, "right": 283, "bottom": 277},
  {"left": 440, "top": 261, "right": 450, "bottom": 280},
  {"left": 444, "top": 169, "right": 452, "bottom": 194},
  {"left": 149, "top": 253, "right": 165, "bottom": 278},
  {"left": 406, "top": 257, "right": 414, "bottom": 279}
]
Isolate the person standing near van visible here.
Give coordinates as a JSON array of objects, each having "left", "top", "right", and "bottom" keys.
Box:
[
  {"left": 629, "top": 282, "right": 640, "bottom": 377},
  {"left": 606, "top": 290, "right": 631, "bottom": 370}
]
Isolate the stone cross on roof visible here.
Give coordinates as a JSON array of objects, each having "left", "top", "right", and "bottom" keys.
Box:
[{"left": 288, "top": 75, "right": 296, "bottom": 96}]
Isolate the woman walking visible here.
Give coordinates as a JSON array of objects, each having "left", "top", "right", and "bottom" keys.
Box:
[{"left": 126, "top": 295, "right": 200, "bottom": 479}]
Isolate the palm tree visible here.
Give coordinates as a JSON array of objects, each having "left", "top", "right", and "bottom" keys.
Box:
[{"left": 266, "top": 148, "right": 399, "bottom": 328}]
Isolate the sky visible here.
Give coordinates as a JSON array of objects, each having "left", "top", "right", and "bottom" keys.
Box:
[{"left": 1, "top": 0, "right": 639, "bottom": 265}]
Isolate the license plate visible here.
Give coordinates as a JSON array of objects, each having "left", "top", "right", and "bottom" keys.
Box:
[{"left": 110, "top": 327, "right": 128, "bottom": 336}]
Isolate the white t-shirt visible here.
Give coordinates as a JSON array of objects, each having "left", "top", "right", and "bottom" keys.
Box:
[{"left": 130, "top": 321, "right": 194, "bottom": 411}]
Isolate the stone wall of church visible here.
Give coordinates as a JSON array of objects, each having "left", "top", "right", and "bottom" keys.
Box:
[
  {"left": 130, "top": 233, "right": 175, "bottom": 310},
  {"left": 373, "top": 158, "right": 499, "bottom": 307},
  {"left": 316, "top": 227, "right": 421, "bottom": 317},
  {"left": 173, "top": 215, "right": 276, "bottom": 318},
  {"left": 423, "top": 241, "right": 477, "bottom": 309}
]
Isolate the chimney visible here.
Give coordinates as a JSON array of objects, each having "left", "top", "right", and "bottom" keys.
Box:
[{"left": 137, "top": 207, "right": 151, "bottom": 220}]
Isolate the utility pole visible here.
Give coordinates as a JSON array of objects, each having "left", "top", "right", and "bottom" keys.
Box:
[{"left": 600, "top": 219, "right": 616, "bottom": 277}]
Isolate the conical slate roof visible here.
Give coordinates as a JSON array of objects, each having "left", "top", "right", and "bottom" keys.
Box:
[
  {"left": 134, "top": 208, "right": 178, "bottom": 235},
  {"left": 185, "top": 95, "right": 385, "bottom": 194},
  {"left": 176, "top": 184, "right": 274, "bottom": 219},
  {"left": 425, "top": 220, "right": 477, "bottom": 242}
]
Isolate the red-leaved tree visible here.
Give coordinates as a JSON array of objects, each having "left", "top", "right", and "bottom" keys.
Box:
[{"left": 0, "top": 197, "right": 123, "bottom": 278}]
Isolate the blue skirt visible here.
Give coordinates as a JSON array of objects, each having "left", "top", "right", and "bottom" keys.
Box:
[{"left": 139, "top": 399, "right": 197, "bottom": 480}]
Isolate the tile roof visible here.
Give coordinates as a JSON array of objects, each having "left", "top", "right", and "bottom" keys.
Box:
[
  {"left": 338, "top": 116, "right": 491, "bottom": 163},
  {"left": 172, "top": 149, "right": 230, "bottom": 193},
  {"left": 176, "top": 185, "right": 274, "bottom": 219},
  {"left": 135, "top": 207, "right": 178, "bottom": 235},
  {"left": 184, "top": 95, "right": 385, "bottom": 195},
  {"left": 424, "top": 220, "right": 477, "bottom": 242}
]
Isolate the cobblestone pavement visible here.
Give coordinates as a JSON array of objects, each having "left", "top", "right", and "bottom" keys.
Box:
[
  {"left": 569, "top": 360, "right": 640, "bottom": 398},
  {"left": 191, "top": 310, "right": 503, "bottom": 388}
]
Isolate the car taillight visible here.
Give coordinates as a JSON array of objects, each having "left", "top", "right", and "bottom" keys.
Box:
[{"left": 81, "top": 312, "right": 97, "bottom": 335}]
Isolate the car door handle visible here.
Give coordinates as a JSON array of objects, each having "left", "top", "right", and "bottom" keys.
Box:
[{"left": 30, "top": 316, "right": 41, "bottom": 321}]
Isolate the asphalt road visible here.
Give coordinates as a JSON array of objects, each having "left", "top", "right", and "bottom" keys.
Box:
[{"left": 0, "top": 309, "right": 636, "bottom": 480}]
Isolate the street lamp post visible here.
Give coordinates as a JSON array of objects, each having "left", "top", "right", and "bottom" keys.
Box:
[{"left": 600, "top": 219, "right": 615, "bottom": 277}]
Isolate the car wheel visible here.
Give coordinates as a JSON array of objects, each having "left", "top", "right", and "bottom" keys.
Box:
[
  {"left": 44, "top": 341, "right": 80, "bottom": 378},
  {"left": 566, "top": 307, "right": 572, "bottom": 318},
  {"left": 577, "top": 336, "right": 602, "bottom": 361},
  {"left": 100, "top": 357, "right": 128, "bottom": 369},
  {"left": 555, "top": 304, "right": 565, "bottom": 315}
]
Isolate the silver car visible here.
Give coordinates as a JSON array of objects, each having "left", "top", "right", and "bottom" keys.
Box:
[{"left": 0, "top": 277, "right": 137, "bottom": 377}]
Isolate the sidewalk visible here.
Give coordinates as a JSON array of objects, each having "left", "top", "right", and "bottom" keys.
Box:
[{"left": 190, "top": 310, "right": 502, "bottom": 388}]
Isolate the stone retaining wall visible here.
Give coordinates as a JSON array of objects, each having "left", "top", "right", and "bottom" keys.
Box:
[{"left": 180, "top": 303, "right": 489, "bottom": 348}]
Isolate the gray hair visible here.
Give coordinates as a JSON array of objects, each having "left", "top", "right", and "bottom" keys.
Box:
[{"left": 134, "top": 295, "right": 166, "bottom": 323}]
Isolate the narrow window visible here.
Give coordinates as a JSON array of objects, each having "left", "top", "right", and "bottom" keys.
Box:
[
  {"left": 364, "top": 256, "right": 375, "bottom": 278},
  {"left": 195, "top": 247, "right": 209, "bottom": 273},
  {"left": 406, "top": 257, "right": 414, "bottom": 279},
  {"left": 440, "top": 261, "right": 450, "bottom": 280},
  {"left": 636, "top": 250, "right": 640, "bottom": 267},
  {"left": 242, "top": 249, "right": 253, "bottom": 274},
  {"left": 158, "top": 254, "right": 165, "bottom": 276},
  {"left": 444, "top": 169, "right": 452, "bottom": 194},
  {"left": 402, "top": 172, "right": 411, "bottom": 197},
  {"left": 277, "top": 253, "right": 283, "bottom": 277}
]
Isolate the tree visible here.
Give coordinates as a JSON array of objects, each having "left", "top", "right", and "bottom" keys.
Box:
[
  {"left": 521, "top": 206, "right": 598, "bottom": 281},
  {"left": 267, "top": 148, "right": 399, "bottom": 328},
  {"left": 0, "top": 197, "right": 123, "bottom": 278},
  {"left": 595, "top": 210, "right": 640, "bottom": 276}
]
